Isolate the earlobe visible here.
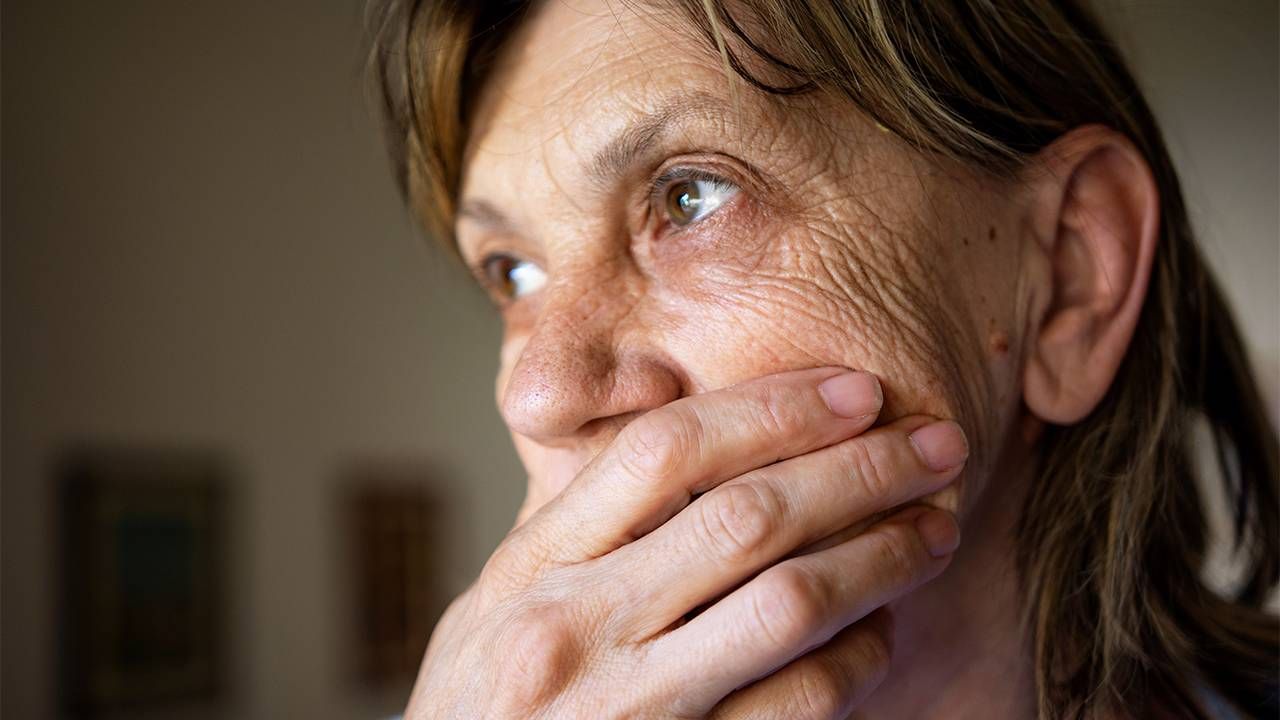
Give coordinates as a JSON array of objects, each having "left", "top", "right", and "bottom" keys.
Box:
[{"left": 1021, "top": 125, "right": 1161, "bottom": 425}]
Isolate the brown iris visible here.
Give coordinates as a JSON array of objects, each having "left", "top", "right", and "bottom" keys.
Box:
[
  {"left": 665, "top": 180, "right": 702, "bottom": 226},
  {"left": 483, "top": 254, "right": 518, "bottom": 298}
]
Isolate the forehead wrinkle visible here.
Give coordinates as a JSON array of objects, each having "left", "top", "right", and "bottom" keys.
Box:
[
  {"left": 538, "top": 118, "right": 594, "bottom": 222},
  {"left": 512, "top": 0, "right": 679, "bottom": 157},
  {"left": 463, "top": 8, "right": 723, "bottom": 228},
  {"left": 461, "top": 0, "right": 780, "bottom": 238},
  {"left": 462, "top": 1, "right": 621, "bottom": 172}
]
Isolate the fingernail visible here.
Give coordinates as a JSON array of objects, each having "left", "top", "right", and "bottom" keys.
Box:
[
  {"left": 916, "top": 509, "right": 961, "bottom": 557},
  {"left": 817, "top": 370, "right": 882, "bottom": 418},
  {"left": 908, "top": 420, "right": 968, "bottom": 472}
]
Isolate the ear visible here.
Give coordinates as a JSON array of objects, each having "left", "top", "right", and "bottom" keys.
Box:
[{"left": 1021, "top": 125, "right": 1160, "bottom": 425}]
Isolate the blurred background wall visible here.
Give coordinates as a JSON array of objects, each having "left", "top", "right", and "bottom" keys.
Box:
[{"left": 3, "top": 1, "right": 1276, "bottom": 718}]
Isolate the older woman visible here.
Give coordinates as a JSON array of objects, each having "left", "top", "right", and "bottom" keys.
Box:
[{"left": 371, "top": 1, "right": 1278, "bottom": 717}]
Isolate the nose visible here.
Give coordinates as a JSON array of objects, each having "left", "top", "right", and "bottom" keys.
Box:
[{"left": 499, "top": 276, "right": 683, "bottom": 445}]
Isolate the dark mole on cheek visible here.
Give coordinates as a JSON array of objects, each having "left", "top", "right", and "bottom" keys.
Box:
[
  {"left": 988, "top": 318, "right": 1010, "bottom": 356},
  {"left": 990, "top": 332, "right": 1009, "bottom": 355},
  {"left": 988, "top": 226, "right": 997, "bottom": 242},
  {"left": 961, "top": 236, "right": 970, "bottom": 247}
]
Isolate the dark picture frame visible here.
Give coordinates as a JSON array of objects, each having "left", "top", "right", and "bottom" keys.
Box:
[
  {"left": 58, "top": 448, "right": 228, "bottom": 717},
  {"left": 340, "top": 464, "right": 452, "bottom": 688}
]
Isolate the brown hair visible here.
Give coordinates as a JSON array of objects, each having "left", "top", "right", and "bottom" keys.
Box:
[{"left": 368, "top": 1, "right": 1280, "bottom": 717}]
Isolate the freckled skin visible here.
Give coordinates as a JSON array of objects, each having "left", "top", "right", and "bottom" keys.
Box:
[
  {"left": 463, "top": 1, "right": 1027, "bottom": 518},
  {"left": 458, "top": 1, "right": 1039, "bottom": 714}
]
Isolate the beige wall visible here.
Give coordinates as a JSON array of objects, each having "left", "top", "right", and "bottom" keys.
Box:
[
  {"left": 3, "top": 2, "right": 1276, "bottom": 719},
  {"left": 2, "top": 3, "right": 525, "bottom": 718},
  {"left": 1101, "top": 1, "right": 1279, "bottom": 407}
]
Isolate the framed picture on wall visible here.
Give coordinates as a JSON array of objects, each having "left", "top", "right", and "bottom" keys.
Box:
[
  {"left": 339, "top": 463, "right": 453, "bottom": 688},
  {"left": 58, "top": 448, "right": 228, "bottom": 717}
]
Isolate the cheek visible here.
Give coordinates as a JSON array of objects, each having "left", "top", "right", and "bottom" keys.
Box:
[
  {"left": 646, "top": 214, "right": 1004, "bottom": 507},
  {"left": 655, "top": 214, "right": 963, "bottom": 403}
]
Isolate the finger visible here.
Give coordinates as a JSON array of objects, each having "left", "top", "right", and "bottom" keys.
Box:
[
  {"left": 512, "top": 367, "right": 884, "bottom": 565},
  {"left": 612, "top": 415, "right": 966, "bottom": 637},
  {"left": 708, "top": 609, "right": 895, "bottom": 720},
  {"left": 650, "top": 505, "right": 959, "bottom": 717}
]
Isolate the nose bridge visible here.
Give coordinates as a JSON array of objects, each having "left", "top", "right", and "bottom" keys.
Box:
[{"left": 499, "top": 260, "right": 679, "bottom": 443}]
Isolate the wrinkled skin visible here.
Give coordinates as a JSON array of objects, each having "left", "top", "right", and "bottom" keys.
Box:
[
  {"left": 409, "top": 0, "right": 1063, "bottom": 717},
  {"left": 470, "top": 5, "right": 1026, "bottom": 516}
]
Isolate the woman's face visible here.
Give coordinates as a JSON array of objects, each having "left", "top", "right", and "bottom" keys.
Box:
[{"left": 456, "top": 0, "right": 1031, "bottom": 524}]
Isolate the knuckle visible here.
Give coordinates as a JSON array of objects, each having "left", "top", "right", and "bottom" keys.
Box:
[
  {"left": 750, "top": 564, "right": 827, "bottom": 651},
  {"left": 847, "top": 438, "right": 894, "bottom": 503},
  {"left": 697, "top": 481, "right": 780, "bottom": 563},
  {"left": 794, "top": 620, "right": 893, "bottom": 719},
  {"left": 617, "top": 407, "right": 700, "bottom": 484},
  {"left": 749, "top": 382, "right": 809, "bottom": 439},
  {"left": 497, "top": 606, "right": 579, "bottom": 713},
  {"left": 856, "top": 624, "right": 893, "bottom": 678},
  {"left": 796, "top": 658, "right": 848, "bottom": 719},
  {"left": 481, "top": 531, "right": 538, "bottom": 590},
  {"left": 866, "top": 525, "right": 921, "bottom": 589}
]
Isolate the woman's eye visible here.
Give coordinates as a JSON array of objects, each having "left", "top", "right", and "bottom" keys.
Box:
[
  {"left": 480, "top": 254, "right": 546, "bottom": 301},
  {"left": 663, "top": 176, "right": 738, "bottom": 227}
]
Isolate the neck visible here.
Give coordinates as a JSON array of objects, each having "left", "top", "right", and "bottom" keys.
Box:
[{"left": 860, "top": 436, "right": 1038, "bottom": 718}]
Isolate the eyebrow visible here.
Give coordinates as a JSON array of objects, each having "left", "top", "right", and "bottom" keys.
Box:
[
  {"left": 587, "top": 97, "right": 714, "bottom": 182},
  {"left": 457, "top": 93, "right": 731, "bottom": 234}
]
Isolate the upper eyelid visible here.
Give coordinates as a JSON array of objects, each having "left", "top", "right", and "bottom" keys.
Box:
[
  {"left": 458, "top": 224, "right": 541, "bottom": 271},
  {"left": 650, "top": 165, "right": 736, "bottom": 190}
]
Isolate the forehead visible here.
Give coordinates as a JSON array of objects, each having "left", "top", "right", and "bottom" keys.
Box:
[{"left": 461, "top": 0, "right": 756, "bottom": 196}]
